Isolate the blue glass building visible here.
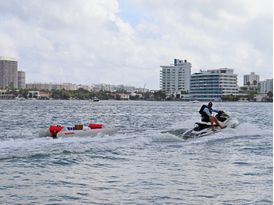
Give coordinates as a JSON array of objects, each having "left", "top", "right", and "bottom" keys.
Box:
[{"left": 190, "top": 68, "right": 238, "bottom": 101}]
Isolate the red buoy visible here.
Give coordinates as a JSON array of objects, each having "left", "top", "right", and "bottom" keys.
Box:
[{"left": 88, "top": 123, "right": 103, "bottom": 129}]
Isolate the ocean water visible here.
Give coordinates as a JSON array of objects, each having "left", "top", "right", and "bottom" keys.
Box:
[{"left": 0, "top": 100, "right": 272, "bottom": 204}]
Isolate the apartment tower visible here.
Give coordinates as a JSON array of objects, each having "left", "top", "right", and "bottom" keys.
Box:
[
  {"left": 18, "top": 70, "right": 26, "bottom": 89},
  {"left": 160, "top": 59, "right": 191, "bottom": 97},
  {"left": 0, "top": 57, "right": 18, "bottom": 89},
  {"left": 244, "top": 72, "right": 260, "bottom": 86}
]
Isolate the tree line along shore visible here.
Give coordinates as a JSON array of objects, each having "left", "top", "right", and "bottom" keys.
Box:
[{"left": 0, "top": 88, "right": 272, "bottom": 102}]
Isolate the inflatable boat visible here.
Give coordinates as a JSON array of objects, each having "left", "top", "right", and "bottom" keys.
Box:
[{"left": 39, "top": 123, "right": 118, "bottom": 138}]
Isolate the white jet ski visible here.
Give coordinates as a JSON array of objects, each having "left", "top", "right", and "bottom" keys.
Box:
[
  {"left": 39, "top": 123, "right": 118, "bottom": 138},
  {"left": 181, "top": 111, "right": 239, "bottom": 139}
]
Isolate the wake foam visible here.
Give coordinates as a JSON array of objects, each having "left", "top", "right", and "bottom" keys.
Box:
[
  {"left": 151, "top": 120, "right": 272, "bottom": 145},
  {"left": 0, "top": 132, "right": 125, "bottom": 161}
]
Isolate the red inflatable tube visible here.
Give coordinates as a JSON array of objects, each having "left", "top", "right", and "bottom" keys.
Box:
[
  {"left": 49, "top": 125, "right": 64, "bottom": 136},
  {"left": 88, "top": 123, "right": 103, "bottom": 129}
]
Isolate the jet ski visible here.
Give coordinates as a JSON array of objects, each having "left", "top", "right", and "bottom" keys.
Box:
[
  {"left": 39, "top": 123, "right": 118, "bottom": 138},
  {"left": 181, "top": 111, "right": 239, "bottom": 139}
]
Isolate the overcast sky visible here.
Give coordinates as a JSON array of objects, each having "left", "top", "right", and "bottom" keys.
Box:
[{"left": 0, "top": 0, "right": 272, "bottom": 89}]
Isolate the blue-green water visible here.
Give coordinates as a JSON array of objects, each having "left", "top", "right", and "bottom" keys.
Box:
[{"left": 0, "top": 100, "right": 272, "bottom": 204}]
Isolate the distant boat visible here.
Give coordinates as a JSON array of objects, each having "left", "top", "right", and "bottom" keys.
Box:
[
  {"left": 238, "top": 98, "right": 249, "bottom": 102},
  {"left": 15, "top": 96, "right": 26, "bottom": 101},
  {"left": 92, "top": 97, "right": 100, "bottom": 102}
]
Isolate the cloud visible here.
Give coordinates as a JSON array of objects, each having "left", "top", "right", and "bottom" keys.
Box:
[
  {"left": 119, "top": 0, "right": 273, "bottom": 84},
  {"left": 0, "top": 0, "right": 272, "bottom": 88},
  {"left": 0, "top": 33, "right": 18, "bottom": 57}
]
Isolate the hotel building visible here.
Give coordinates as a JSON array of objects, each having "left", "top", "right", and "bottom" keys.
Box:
[
  {"left": 259, "top": 79, "right": 273, "bottom": 94},
  {"left": 160, "top": 59, "right": 191, "bottom": 97},
  {"left": 190, "top": 68, "right": 238, "bottom": 101},
  {"left": 0, "top": 57, "right": 18, "bottom": 88}
]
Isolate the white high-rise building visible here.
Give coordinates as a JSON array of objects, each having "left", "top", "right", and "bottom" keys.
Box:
[
  {"left": 259, "top": 79, "right": 273, "bottom": 94},
  {"left": 160, "top": 59, "right": 191, "bottom": 97},
  {"left": 0, "top": 57, "right": 18, "bottom": 88},
  {"left": 244, "top": 72, "right": 260, "bottom": 86}
]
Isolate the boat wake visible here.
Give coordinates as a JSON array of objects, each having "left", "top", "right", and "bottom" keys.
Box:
[
  {"left": 0, "top": 116, "right": 271, "bottom": 162},
  {"left": 155, "top": 121, "right": 272, "bottom": 145},
  {"left": 0, "top": 131, "right": 125, "bottom": 161}
]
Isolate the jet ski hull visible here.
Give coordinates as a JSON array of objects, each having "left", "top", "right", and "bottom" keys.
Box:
[
  {"left": 181, "top": 113, "right": 239, "bottom": 139},
  {"left": 182, "top": 124, "right": 221, "bottom": 139}
]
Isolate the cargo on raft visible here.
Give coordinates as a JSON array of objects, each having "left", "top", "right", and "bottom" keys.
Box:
[{"left": 39, "top": 123, "right": 118, "bottom": 138}]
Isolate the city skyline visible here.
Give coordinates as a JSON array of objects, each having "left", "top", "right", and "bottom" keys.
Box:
[
  {"left": 0, "top": 0, "right": 272, "bottom": 89},
  {"left": 0, "top": 56, "right": 272, "bottom": 91}
]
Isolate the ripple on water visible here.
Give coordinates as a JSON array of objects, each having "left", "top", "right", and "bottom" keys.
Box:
[{"left": 0, "top": 101, "right": 272, "bottom": 204}]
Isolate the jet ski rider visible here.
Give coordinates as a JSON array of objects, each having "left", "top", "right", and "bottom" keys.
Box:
[{"left": 199, "top": 102, "right": 225, "bottom": 131}]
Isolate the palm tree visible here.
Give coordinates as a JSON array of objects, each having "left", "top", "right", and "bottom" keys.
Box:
[{"left": 267, "top": 91, "right": 273, "bottom": 98}]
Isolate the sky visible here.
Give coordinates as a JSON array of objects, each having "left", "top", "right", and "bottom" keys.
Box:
[{"left": 0, "top": 0, "right": 272, "bottom": 89}]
